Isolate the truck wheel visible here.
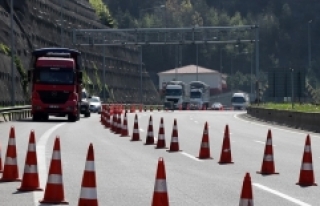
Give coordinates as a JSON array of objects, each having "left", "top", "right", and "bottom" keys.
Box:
[
  {"left": 32, "top": 114, "right": 41, "bottom": 121},
  {"left": 68, "top": 114, "right": 77, "bottom": 122},
  {"left": 84, "top": 112, "right": 91, "bottom": 118}
]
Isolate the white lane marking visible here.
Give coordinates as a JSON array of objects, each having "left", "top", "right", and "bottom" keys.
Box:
[
  {"left": 33, "top": 123, "right": 66, "bottom": 205},
  {"left": 181, "top": 152, "right": 203, "bottom": 162},
  {"left": 254, "top": 140, "right": 276, "bottom": 146},
  {"left": 234, "top": 114, "right": 320, "bottom": 138},
  {"left": 194, "top": 121, "right": 198, "bottom": 124},
  {"left": 253, "top": 183, "right": 311, "bottom": 206},
  {"left": 139, "top": 128, "right": 144, "bottom": 132}
]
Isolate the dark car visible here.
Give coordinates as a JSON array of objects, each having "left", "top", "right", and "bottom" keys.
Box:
[{"left": 80, "top": 89, "right": 91, "bottom": 117}]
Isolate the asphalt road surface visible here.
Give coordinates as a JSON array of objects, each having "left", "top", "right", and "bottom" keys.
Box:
[{"left": 0, "top": 110, "right": 319, "bottom": 205}]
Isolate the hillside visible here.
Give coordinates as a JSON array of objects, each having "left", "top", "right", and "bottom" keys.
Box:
[{"left": 0, "top": 0, "right": 160, "bottom": 106}]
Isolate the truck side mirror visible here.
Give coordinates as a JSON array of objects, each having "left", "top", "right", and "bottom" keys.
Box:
[
  {"left": 78, "top": 71, "right": 83, "bottom": 84},
  {"left": 27, "top": 70, "right": 31, "bottom": 82}
]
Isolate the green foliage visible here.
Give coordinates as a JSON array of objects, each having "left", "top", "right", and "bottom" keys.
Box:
[
  {"left": 82, "top": 70, "right": 92, "bottom": 92},
  {"left": 89, "top": 0, "right": 114, "bottom": 28},
  {"left": 92, "top": 62, "right": 102, "bottom": 94},
  {"left": 0, "top": 43, "right": 10, "bottom": 55}
]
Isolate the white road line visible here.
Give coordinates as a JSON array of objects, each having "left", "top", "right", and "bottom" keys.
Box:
[
  {"left": 234, "top": 114, "right": 320, "bottom": 138},
  {"left": 139, "top": 128, "right": 144, "bottom": 132},
  {"left": 194, "top": 121, "right": 198, "bottom": 124},
  {"left": 253, "top": 183, "right": 312, "bottom": 206},
  {"left": 181, "top": 152, "right": 203, "bottom": 162},
  {"left": 33, "top": 123, "right": 66, "bottom": 205}
]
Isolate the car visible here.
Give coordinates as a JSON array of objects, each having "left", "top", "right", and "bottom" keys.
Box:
[
  {"left": 211, "top": 102, "right": 223, "bottom": 110},
  {"left": 88, "top": 96, "right": 102, "bottom": 114},
  {"left": 80, "top": 89, "right": 91, "bottom": 117}
]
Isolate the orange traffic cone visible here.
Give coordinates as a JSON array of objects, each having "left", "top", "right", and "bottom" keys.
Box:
[
  {"left": 218, "top": 125, "right": 233, "bottom": 164},
  {"left": 257, "top": 129, "right": 278, "bottom": 175},
  {"left": 296, "top": 135, "right": 317, "bottom": 186},
  {"left": 17, "top": 130, "right": 42, "bottom": 191},
  {"left": 116, "top": 114, "right": 122, "bottom": 134},
  {"left": 0, "top": 126, "right": 21, "bottom": 182},
  {"left": 121, "top": 112, "right": 129, "bottom": 137},
  {"left": 0, "top": 142, "right": 3, "bottom": 173},
  {"left": 78, "top": 143, "right": 98, "bottom": 206},
  {"left": 40, "top": 137, "right": 68, "bottom": 204},
  {"left": 239, "top": 173, "right": 254, "bottom": 206},
  {"left": 131, "top": 114, "right": 141, "bottom": 141},
  {"left": 197, "top": 122, "right": 212, "bottom": 159},
  {"left": 151, "top": 157, "right": 169, "bottom": 206},
  {"left": 155, "top": 117, "right": 167, "bottom": 149},
  {"left": 145, "top": 115, "right": 155, "bottom": 145},
  {"left": 167, "top": 119, "right": 182, "bottom": 152}
]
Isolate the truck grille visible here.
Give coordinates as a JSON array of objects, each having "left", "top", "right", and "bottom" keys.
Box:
[
  {"left": 166, "top": 98, "right": 179, "bottom": 103},
  {"left": 38, "top": 91, "right": 70, "bottom": 104}
]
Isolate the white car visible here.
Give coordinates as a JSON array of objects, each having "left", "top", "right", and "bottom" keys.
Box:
[
  {"left": 211, "top": 102, "right": 223, "bottom": 110},
  {"left": 89, "top": 96, "right": 102, "bottom": 114}
]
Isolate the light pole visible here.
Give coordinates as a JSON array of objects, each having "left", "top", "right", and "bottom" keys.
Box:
[
  {"left": 308, "top": 20, "right": 312, "bottom": 71},
  {"left": 10, "top": 0, "right": 15, "bottom": 106},
  {"left": 60, "top": 0, "right": 64, "bottom": 47},
  {"left": 290, "top": 68, "right": 294, "bottom": 109}
]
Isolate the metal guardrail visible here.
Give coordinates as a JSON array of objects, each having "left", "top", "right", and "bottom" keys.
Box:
[{"left": 0, "top": 105, "right": 32, "bottom": 122}]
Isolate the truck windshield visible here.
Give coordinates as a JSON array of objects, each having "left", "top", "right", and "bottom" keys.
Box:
[
  {"left": 190, "top": 92, "right": 201, "bottom": 98},
  {"left": 34, "top": 68, "right": 74, "bottom": 85},
  {"left": 231, "top": 97, "right": 246, "bottom": 103},
  {"left": 165, "top": 89, "right": 182, "bottom": 96}
]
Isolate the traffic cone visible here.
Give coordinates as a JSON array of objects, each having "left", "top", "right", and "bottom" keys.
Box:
[
  {"left": 197, "top": 122, "right": 212, "bottom": 159},
  {"left": 155, "top": 117, "right": 167, "bottom": 149},
  {"left": 145, "top": 115, "right": 155, "bottom": 145},
  {"left": 0, "top": 142, "right": 3, "bottom": 173},
  {"left": 39, "top": 137, "right": 68, "bottom": 204},
  {"left": 218, "top": 125, "right": 233, "bottom": 164},
  {"left": 17, "top": 130, "right": 42, "bottom": 191},
  {"left": 78, "top": 143, "right": 98, "bottom": 206},
  {"left": 0, "top": 126, "right": 21, "bottom": 182},
  {"left": 239, "top": 172, "right": 254, "bottom": 206},
  {"left": 167, "top": 119, "right": 182, "bottom": 152},
  {"left": 151, "top": 157, "right": 169, "bottom": 206},
  {"left": 257, "top": 129, "right": 279, "bottom": 175},
  {"left": 116, "top": 114, "right": 122, "bottom": 134},
  {"left": 296, "top": 135, "right": 317, "bottom": 186},
  {"left": 131, "top": 114, "right": 141, "bottom": 141},
  {"left": 121, "top": 112, "right": 129, "bottom": 137}
]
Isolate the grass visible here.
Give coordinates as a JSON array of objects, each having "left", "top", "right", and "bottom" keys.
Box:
[{"left": 253, "top": 102, "right": 320, "bottom": 113}]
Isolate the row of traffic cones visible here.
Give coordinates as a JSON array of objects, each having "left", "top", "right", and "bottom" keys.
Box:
[{"left": 0, "top": 126, "right": 98, "bottom": 205}]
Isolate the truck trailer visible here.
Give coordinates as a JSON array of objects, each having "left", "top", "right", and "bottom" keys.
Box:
[
  {"left": 164, "top": 81, "right": 190, "bottom": 110},
  {"left": 189, "top": 81, "right": 210, "bottom": 110},
  {"left": 27, "top": 48, "right": 89, "bottom": 122}
]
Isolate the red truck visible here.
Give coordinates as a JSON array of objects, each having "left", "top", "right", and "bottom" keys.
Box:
[{"left": 27, "top": 48, "right": 90, "bottom": 122}]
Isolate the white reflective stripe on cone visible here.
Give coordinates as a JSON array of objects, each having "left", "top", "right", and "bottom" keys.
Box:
[
  {"left": 8, "top": 138, "right": 16, "bottom": 145},
  {"left": 201, "top": 142, "right": 209, "bottom": 148},
  {"left": 266, "top": 138, "right": 272, "bottom": 145},
  {"left": 223, "top": 149, "right": 230, "bottom": 152},
  {"left": 47, "top": 174, "right": 63, "bottom": 184},
  {"left": 133, "top": 129, "right": 139, "bottom": 133},
  {"left": 148, "top": 132, "right": 154, "bottom": 136},
  {"left": 304, "top": 145, "right": 311, "bottom": 153},
  {"left": 28, "top": 143, "right": 36, "bottom": 152},
  {"left": 154, "top": 179, "right": 167, "bottom": 192},
  {"left": 263, "top": 154, "right": 273, "bottom": 161},
  {"left": 171, "top": 137, "right": 179, "bottom": 143},
  {"left": 149, "top": 122, "right": 153, "bottom": 126},
  {"left": 173, "top": 125, "right": 177, "bottom": 130},
  {"left": 203, "top": 130, "right": 208, "bottom": 135},
  {"left": 239, "top": 199, "right": 253, "bottom": 206},
  {"left": 52, "top": 151, "right": 61, "bottom": 160},
  {"left": 301, "top": 163, "right": 313, "bottom": 171},
  {"left": 80, "top": 187, "right": 97, "bottom": 199},
  {"left": 85, "top": 161, "right": 95, "bottom": 172},
  {"left": 24, "top": 165, "right": 38, "bottom": 173},
  {"left": 158, "top": 134, "right": 165, "bottom": 140},
  {"left": 5, "top": 157, "right": 17, "bottom": 165}
]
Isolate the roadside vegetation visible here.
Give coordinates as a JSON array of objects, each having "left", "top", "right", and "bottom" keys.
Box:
[{"left": 253, "top": 102, "right": 320, "bottom": 113}]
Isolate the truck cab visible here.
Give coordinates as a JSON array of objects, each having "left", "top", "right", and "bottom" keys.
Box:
[
  {"left": 189, "top": 81, "right": 210, "bottom": 110},
  {"left": 231, "top": 93, "right": 250, "bottom": 110},
  {"left": 28, "top": 48, "right": 84, "bottom": 122},
  {"left": 164, "top": 81, "right": 189, "bottom": 110}
]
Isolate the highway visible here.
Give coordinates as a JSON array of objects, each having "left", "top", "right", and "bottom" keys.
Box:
[{"left": 0, "top": 110, "right": 319, "bottom": 205}]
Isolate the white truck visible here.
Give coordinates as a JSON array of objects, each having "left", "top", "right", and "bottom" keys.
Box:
[
  {"left": 189, "top": 81, "right": 210, "bottom": 110},
  {"left": 164, "top": 81, "right": 190, "bottom": 110},
  {"left": 231, "top": 92, "right": 250, "bottom": 110}
]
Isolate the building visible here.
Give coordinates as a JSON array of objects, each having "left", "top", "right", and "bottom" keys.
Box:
[{"left": 157, "top": 65, "right": 227, "bottom": 95}]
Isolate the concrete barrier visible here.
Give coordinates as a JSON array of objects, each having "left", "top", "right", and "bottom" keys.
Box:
[{"left": 247, "top": 107, "right": 320, "bottom": 132}]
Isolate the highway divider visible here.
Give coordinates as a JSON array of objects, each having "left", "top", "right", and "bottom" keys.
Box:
[
  {"left": 247, "top": 107, "right": 320, "bottom": 132},
  {"left": 0, "top": 105, "right": 31, "bottom": 122}
]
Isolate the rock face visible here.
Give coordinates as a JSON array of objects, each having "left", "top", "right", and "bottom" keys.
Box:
[{"left": 0, "top": 0, "right": 160, "bottom": 106}]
